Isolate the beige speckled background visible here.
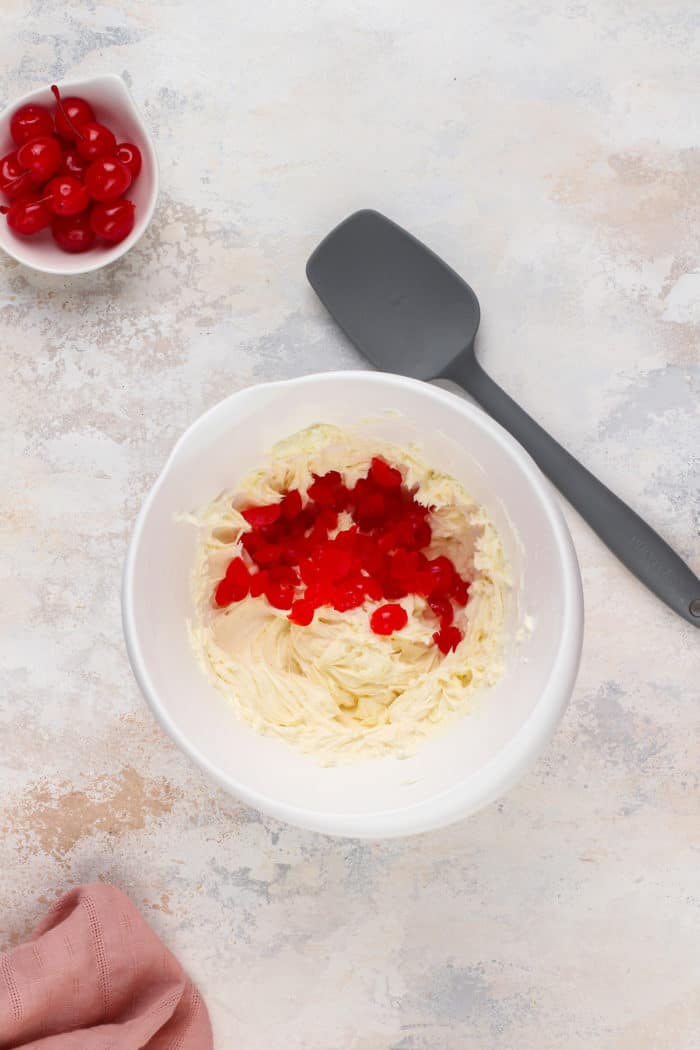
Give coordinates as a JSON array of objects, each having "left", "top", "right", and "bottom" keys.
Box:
[{"left": 1, "top": 2, "right": 699, "bottom": 1047}]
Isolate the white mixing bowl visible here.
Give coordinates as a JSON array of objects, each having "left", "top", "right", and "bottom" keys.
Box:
[{"left": 122, "top": 371, "right": 583, "bottom": 837}]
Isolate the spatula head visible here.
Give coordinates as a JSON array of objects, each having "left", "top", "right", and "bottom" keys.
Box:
[{"left": 306, "top": 209, "right": 480, "bottom": 380}]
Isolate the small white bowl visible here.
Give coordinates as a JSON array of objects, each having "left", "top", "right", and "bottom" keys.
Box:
[
  {"left": 123, "top": 372, "right": 583, "bottom": 838},
  {"left": 0, "top": 74, "right": 158, "bottom": 274}
]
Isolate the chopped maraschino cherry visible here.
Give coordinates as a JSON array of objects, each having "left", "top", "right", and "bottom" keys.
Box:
[
  {"left": 451, "top": 576, "right": 470, "bottom": 606},
  {"left": 369, "top": 456, "right": 403, "bottom": 489},
  {"left": 307, "top": 470, "right": 343, "bottom": 506},
  {"left": 316, "top": 542, "right": 354, "bottom": 582},
  {"left": 332, "top": 577, "right": 367, "bottom": 612},
  {"left": 280, "top": 489, "right": 302, "bottom": 520},
  {"left": 265, "top": 581, "right": 294, "bottom": 610},
  {"left": 289, "top": 598, "right": 314, "bottom": 626},
  {"left": 225, "top": 556, "right": 251, "bottom": 595},
  {"left": 242, "top": 503, "right": 281, "bottom": 528},
  {"left": 433, "top": 625, "right": 463, "bottom": 654},
  {"left": 370, "top": 603, "right": 409, "bottom": 636},
  {"left": 249, "top": 571, "right": 268, "bottom": 598},
  {"left": 214, "top": 557, "right": 250, "bottom": 607},
  {"left": 428, "top": 595, "right": 454, "bottom": 627},
  {"left": 229, "top": 457, "right": 470, "bottom": 653},
  {"left": 425, "top": 556, "right": 455, "bottom": 596}
]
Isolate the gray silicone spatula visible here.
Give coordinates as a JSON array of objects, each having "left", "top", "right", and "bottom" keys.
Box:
[{"left": 306, "top": 208, "right": 700, "bottom": 627}]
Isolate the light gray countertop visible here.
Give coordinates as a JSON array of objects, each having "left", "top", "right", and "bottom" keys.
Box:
[{"left": 1, "top": 2, "right": 698, "bottom": 1047}]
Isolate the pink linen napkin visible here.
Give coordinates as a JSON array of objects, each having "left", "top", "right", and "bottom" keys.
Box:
[{"left": 0, "top": 883, "right": 213, "bottom": 1049}]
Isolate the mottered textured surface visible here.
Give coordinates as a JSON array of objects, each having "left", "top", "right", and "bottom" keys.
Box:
[{"left": 0, "top": 2, "right": 698, "bottom": 1047}]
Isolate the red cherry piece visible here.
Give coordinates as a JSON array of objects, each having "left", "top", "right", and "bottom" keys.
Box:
[
  {"left": 114, "top": 142, "right": 142, "bottom": 178},
  {"left": 355, "top": 491, "right": 385, "bottom": 528},
  {"left": 251, "top": 541, "right": 283, "bottom": 567},
  {"left": 319, "top": 505, "right": 338, "bottom": 530},
  {"left": 376, "top": 529, "right": 399, "bottom": 555},
  {"left": 332, "top": 484, "right": 351, "bottom": 511},
  {"left": 307, "top": 471, "right": 342, "bottom": 505},
  {"left": 249, "top": 571, "right": 269, "bottom": 598},
  {"left": 451, "top": 577, "right": 471, "bottom": 607},
  {"left": 288, "top": 599, "right": 314, "bottom": 626},
  {"left": 393, "top": 518, "right": 415, "bottom": 548},
  {"left": 214, "top": 577, "right": 236, "bottom": 608},
  {"left": 10, "top": 103, "right": 54, "bottom": 146},
  {"left": 317, "top": 543, "right": 353, "bottom": 582},
  {"left": 265, "top": 582, "right": 294, "bottom": 610},
  {"left": 334, "top": 526, "right": 359, "bottom": 550},
  {"left": 16, "top": 135, "right": 61, "bottom": 182},
  {"left": 241, "top": 530, "right": 262, "bottom": 557},
  {"left": 84, "top": 156, "right": 131, "bottom": 201},
  {"left": 304, "top": 580, "right": 332, "bottom": 608},
  {"left": 432, "top": 625, "right": 463, "bottom": 655},
  {"left": 43, "top": 175, "right": 89, "bottom": 216},
  {"left": 428, "top": 595, "right": 454, "bottom": 627},
  {"left": 351, "top": 477, "right": 371, "bottom": 504},
  {"left": 332, "top": 578, "right": 367, "bottom": 612},
  {"left": 242, "top": 503, "right": 281, "bottom": 528},
  {"left": 369, "top": 456, "right": 402, "bottom": 489},
  {"left": 51, "top": 212, "right": 95, "bottom": 253},
  {"left": 60, "top": 148, "right": 89, "bottom": 179},
  {"left": 89, "top": 199, "right": 135, "bottom": 244},
  {"left": 297, "top": 503, "right": 320, "bottom": 530},
  {"left": 280, "top": 489, "right": 302, "bottom": 520},
  {"left": 425, "top": 556, "right": 455, "bottom": 596},
  {"left": 307, "top": 519, "right": 329, "bottom": 546},
  {"left": 363, "top": 576, "right": 383, "bottom": 602},
  {"left": 285, "top": 535, "right": 313, "bottom": 563},
  {"left": 413, "top": 521, "right": 432, "bottom": 548},
  {"left": 1, "top": 195, "right": 52, "bottom": 235},
  {"left": 381, "top": 492, "right": 403, "bottom": 523},
  {"left": 299, "top": 558, "right": 320, "bottom": 585},
  {"left": 269, "top": 564, "right": 299, "bottom": 588},
  {"left": 224, "top": 556, "right": 250, "bottom": 599},
  {"left": 381, "top": 577, "right": 408, "bottom": 601},
  {"left": 51, "top": 87, "right": 95, "bottom": 141},
  {"left": 358, "top": 541, "right": 385, "bottom": 578},
  {"left": 370, "top": 603, "right": 408, "bottom": 636},
  {"left": 389, "top": 549, "right": 426, "bottom": 588},
  {"left": 0, "top": 152, "right": 36, "bottom": 200}
]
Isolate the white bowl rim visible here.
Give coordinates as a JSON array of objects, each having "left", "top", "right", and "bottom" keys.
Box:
[
  {"left": 122, "top": 371, "right": 584, "bottom": 837},
  {"left": 0, "top": 73, "right": 159, "bottom": 275}
]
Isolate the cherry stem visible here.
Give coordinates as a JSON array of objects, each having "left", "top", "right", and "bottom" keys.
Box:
[
  {"left": 50, "top": 84, "right": 84, "bottom": 141},
  {"left": 5, "top": 170, "right": 28, "bottom": 189}
]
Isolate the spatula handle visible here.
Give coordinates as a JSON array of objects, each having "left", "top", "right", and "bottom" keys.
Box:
[{"left": 449, "top": 358, "right": 700, "bottom": 627}]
